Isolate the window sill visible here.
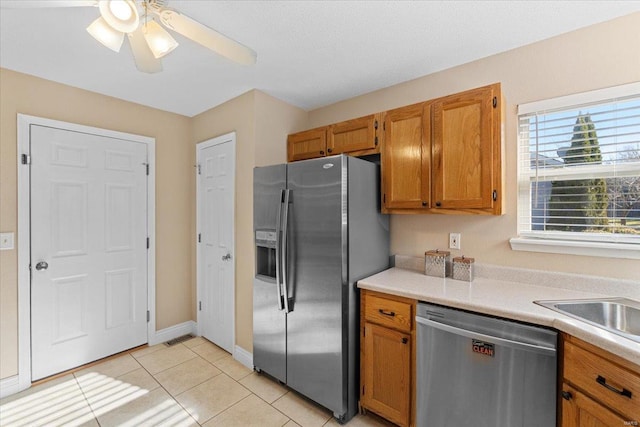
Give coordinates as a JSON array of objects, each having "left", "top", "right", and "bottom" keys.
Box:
[{"left": 509, "top": 237, "right": 640, "bottom": 260}]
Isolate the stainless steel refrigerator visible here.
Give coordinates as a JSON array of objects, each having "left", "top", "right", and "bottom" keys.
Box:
[{"left": 253, "top": 155, "right": 389, "bottom": 422}]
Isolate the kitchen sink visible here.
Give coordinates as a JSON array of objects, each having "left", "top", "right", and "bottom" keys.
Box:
[{"left": 535, "top": 298, "right": 640, "bottom": 343}]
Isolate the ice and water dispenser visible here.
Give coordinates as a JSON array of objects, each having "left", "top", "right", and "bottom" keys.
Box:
[{"left": 255, "top": 230, "right": 277, "bottom": 280}]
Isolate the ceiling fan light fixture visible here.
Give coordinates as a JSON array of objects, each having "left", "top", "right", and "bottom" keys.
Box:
[
  {"left": 143, "top": 20, "right": 178, "bottom": 59},
  {"left": 99, "top": 0, "right": 139, "bottom": 33},
  {"left": 109, "top": 0, "right": 132, "bottom": 20},
  {"left": 87, "top": 16, "right": 124, "bottom": 52}
]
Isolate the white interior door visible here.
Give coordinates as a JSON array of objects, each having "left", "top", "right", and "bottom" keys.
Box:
[
  {"left": 30, "top": 124, "right": 148, "bottom": 380},
  {"left": 197, "top": 134, "right": 235, "bottom": 353}
]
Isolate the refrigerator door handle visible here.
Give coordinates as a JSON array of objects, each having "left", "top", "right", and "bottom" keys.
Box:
[
  {"left": 275, "top": 189, "right": 284, "bottom": 311},
  {"left": 281, "top": 189, "right": 292, "bottom": 313}
]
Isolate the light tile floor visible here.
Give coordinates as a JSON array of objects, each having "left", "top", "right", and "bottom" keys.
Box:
[{"left": 0, "top": 337, "right": 394, "bottom": 427}]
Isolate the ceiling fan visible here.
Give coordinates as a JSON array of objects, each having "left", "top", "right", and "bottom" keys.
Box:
[{"left": 1, "top": 0, "right": 257, "bottom": 73}]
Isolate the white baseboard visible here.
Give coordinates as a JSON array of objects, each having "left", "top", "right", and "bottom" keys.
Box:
[
  {"left": 0, "top": 375, "right": 22, "bottom": 399},
  {"left": 233, "top": 345, "right": 253, "bottom": 370},
  {"left": 149, "top": 321, "right": 197, "bottom": 346}
]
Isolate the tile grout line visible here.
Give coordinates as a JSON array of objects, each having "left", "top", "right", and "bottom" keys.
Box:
[
  {"left": 71, "top": 373, "right": 102, "bottom": 427},
  {"left": 143, "top": 343, "right": 204, "bottom": 426},
  {"left": 245, "top": 387, "right": 295, "bottom": 425}
]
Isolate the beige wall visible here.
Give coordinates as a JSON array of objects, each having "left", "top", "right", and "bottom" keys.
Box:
[
  {"left": 2, "top": 11, "right": 639, "bottom": 382},
  {"left": 0, "top": 69, "right": 193, "bottom": 379},
  {"left": 254, "top": 90, "right": 309, "bottom": 167},
  {"left": 191, "top": 90, "right": 307, "bottom": 352},
  {"left": 308, "top": 13, "right": 640, "bottom": 281}
]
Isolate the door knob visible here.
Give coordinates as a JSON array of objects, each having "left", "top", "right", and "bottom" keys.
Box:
[
  {"left": 35, "top": 261, "right": 49, "bottom": 271},
  {"left": 221, "top": 253, "right": 232, "bottom": 261}
]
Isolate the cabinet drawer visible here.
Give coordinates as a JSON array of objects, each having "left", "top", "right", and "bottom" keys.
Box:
[
  {"left": 564, "top": 340, "right": 640, "bottom": 420},
  {"left": 364, "top": 294, "right": 412, "bottom": 332}
]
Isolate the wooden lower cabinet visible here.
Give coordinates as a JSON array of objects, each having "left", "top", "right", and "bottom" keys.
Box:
[
  {"left": 562, "top": 384, "right": 629, "bottom": 427},
  {"left": 561, "top": 334, "right": 640, "bottom": 427},
  {"left": 362, "top": 323, "right": 411, "bottom": 426},
  {"left": 360, "top": 290, "right": 415, "bottom": 427}
]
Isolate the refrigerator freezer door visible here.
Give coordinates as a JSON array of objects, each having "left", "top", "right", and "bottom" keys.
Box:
[
  {"left": 253, "top": 164, "right": 287, "bottom": 382},
  {"left": 285, "top": 156, "right": 346, "bottom": 416}
]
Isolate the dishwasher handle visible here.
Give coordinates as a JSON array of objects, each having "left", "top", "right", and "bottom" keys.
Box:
[{"left": 416, "top": 316, "right": 557, "bottom": 356}]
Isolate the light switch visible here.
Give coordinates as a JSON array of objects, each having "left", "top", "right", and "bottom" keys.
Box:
[{"left": 0, "top": 232, "right": 15, "bottom": 250}]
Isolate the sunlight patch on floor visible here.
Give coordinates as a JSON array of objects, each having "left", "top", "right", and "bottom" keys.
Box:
[
  {"left": 76, "top": 372, "right": 150, "bottom": 415},
  {"left": 0, "top": 377, "right": 94, "bottom": 427}
]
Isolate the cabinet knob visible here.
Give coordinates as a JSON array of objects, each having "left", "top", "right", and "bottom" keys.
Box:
[
  {"left": 435, "top": 201, "right": 442, "bottom": 207},
  {"left": 422, "top": 201, "right": 427, "bottom": 207},
  {"left": 401, "top": 337, "right": 408, "bottom": 344},
  {"left": 319, "top": 150, "right": 325, "bottom": 155},
  {"left": 561, "top": 391, "right": 572, "bottom": 401},
  {"left": 327, "top": 148, "right": 333, "bottom": 153}
]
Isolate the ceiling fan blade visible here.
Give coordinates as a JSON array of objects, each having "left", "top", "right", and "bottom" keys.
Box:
[
  {"left": 158, "top": 9, "right": 256, "bottom": 66},
  {"left": 0, "top": 0, "right": 97, "bottom": 8},
  {"left": 128, "top": 27, "right": 163, "bottom": 74}
]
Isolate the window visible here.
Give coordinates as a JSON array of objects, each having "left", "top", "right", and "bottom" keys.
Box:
[{"left": 512, "top": 82, "right": 640, "bottom": 259}]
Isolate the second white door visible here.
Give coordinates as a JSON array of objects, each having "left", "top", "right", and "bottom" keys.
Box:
[{"left": 197, "top": 134, "right": 235, "bottom": 353}]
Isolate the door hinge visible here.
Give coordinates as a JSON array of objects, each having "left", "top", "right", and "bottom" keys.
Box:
[
  {"left": 21, "top": 154, "right": 31, "bottom": 165},
  {"left": 198, "top": 233, "right": 201, "bottom": 243},
  {"left": 374, "top": 136, "right": 378, "bottom": 146},
  {"left": 146, "top": 310, "right": 150, "bottom": 322},
  {"left": 492, "top": 189, "right": 498, "bottom": 201},
  {"left": 374, "top": 120, "right": 378, "bottom": 130},
  {"left": 199, "top": 301, "right": 202, "bottom": 311},
  {"left": 144, "top": 163, "right": 149, "bottom": 175},
  {"left": 362, "top": 385, "right": 365, "bottom": 395},
  {"left": 146, "top": 237, "right": 150, "bottom": 249},
  {"left": 492, "top": 96, "right": 497, "bottom": 108},
  {"left": 383, "top": 122, "right": 386, "bottom": 131},
  {"left": 197, "top": 164, "right": 202, "bottom": 175},
  {"left": 383, "top": 193, "right": 386, "bottom": 204}
]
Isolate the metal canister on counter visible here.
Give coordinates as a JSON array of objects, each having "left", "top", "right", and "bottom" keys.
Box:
[
  {"left": 452, "top": 256, "right": 475, "bottom": 282},
  {"left": 424, "top": 250, "right": 451, "bottom": 278}
]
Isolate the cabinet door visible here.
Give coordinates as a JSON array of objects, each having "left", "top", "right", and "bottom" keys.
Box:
[
  {"left": 561, "top": 384, "right": 629, "bottom": 427},
  {"left": 432, "top": 84, "right": 498, "bottom": 209},
  {"left": 362, "top": 322, "right": 411, "bottom": 427},
  {"left": 328, "top": 114, "right": 378, "bottom": 155},
  {"left": 382, "top": 102, "right": 430, "bottom": 210},
  {"left": 287, "top": 128, "right": 327, "bottom": 162}
]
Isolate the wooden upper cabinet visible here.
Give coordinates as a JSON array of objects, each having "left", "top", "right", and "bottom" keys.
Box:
[
  {"left": 432, "top": 83, "right": 502, "bottom": 213},
  {"left": 382, "top": 102, "right": 430, "bottom": 210},
  {"left": 288, "top": 115, "right": 380, "bottom": 162},
  {"left": 286, "top": 83, "right": 503, "bottom": 214},
  {"left": 287, "top": 127, "right": 327, "bottom": 162},
  {"left": 328, "top": 114, "right": 379, "bottom": 155}
]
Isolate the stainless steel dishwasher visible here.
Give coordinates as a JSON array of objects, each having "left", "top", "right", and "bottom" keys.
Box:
[{"left": 416, "top": 302, "right": 558, "bottom": 427}]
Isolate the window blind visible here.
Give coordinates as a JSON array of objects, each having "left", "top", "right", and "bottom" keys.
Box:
[{"left": 517, "top": 86, "right": 640, "bottom": 245}]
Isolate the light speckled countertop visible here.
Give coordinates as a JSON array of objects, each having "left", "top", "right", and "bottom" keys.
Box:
[{"left": 357, "top": 267, "right": 640, "bottom": 366}]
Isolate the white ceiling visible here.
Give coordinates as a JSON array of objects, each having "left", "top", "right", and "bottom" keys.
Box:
[{"left": 2, "top": 1, "right": 639, "bottom": 117}]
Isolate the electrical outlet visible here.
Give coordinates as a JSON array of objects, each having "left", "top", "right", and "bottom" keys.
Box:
[
  {"left": 449, "top": 233, "right": 461, "bottom": 250},
  {"left": 0, "top": 232, "right": 14, "bottom": 250}
]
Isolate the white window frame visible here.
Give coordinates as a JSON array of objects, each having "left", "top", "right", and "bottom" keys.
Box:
[{"left": 510, "top": 82, "right": 640, "bottom": 260}]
